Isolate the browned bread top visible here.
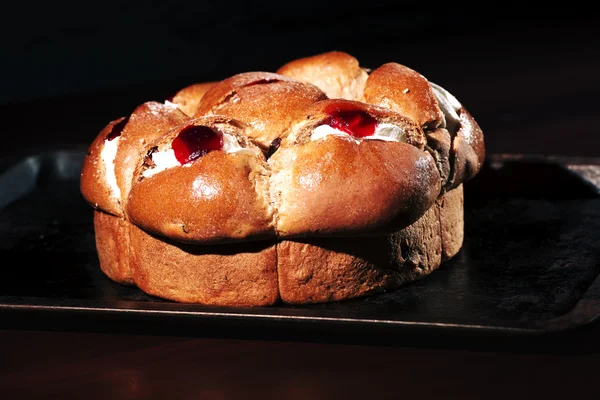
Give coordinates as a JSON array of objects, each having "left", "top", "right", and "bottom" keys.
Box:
[
  {"left": 82, "top": 51, "right": 484, "bottom": 245},
  {"left": 195, "top": 71, "right": 327, "bottom": 150},
  {"left": 170, "top": 81, "right": 218, "bottom": 117},
  {"left": 277, "top": 51, "right": 369, "bottom": 100},
  {"left": 363, "top": 62, "right": 443, "bottom": 131}
]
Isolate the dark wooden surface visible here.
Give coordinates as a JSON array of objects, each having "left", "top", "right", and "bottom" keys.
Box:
[
  {"left": 1, "top": 329, "right": 599, "bottom": 399},
  {"left": 1, "top": 7, "right": 599, "bottom": 399}
]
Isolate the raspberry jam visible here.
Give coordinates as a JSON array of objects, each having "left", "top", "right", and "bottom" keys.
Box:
[
  {"left": 326, "top": 108, "right": 377, "bottom": 138},
  {"left": 172, "top": 125, "right": 223, "bottom": 164},
  {"left": 106, "top": 117, "right": 129, "bottom": 141}
]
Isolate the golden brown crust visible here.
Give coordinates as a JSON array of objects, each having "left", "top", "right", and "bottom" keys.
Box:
[
  {"left": 277, "top": 237, "right": 398, "bottom": 304},
  {"left": 270, "top": 137, "right": 441, "bottom": 238},
  {"left": 127, "top": 151, "right": 276, "bottom": 244},
  {"left": 196, "top": 72, "right": 295, "bottom": 114},
  {"left": 129, "top": 224, "right": 279, "bottom": 306},
  {"left": 126, "top": 117, "right": 275, "bottom": 244},
  {"left": 171, "top": 81, "right": 218, "bottom": 117},
  {"left": 93, "top": 210, "right": 135, "bottom": 285},
  {"left": 276, "top": 51, "right": 368, "bottom": 100},
  {"left": 113, "top": 102, "right": 189, "bottom": 211},
  {"left": 80, "top": 117, "right": 127, "bottom": 216},
  {"left": 196, "top": 71, "right": 327, "bottom": 149},
  {"left": 364, "top": 62, "right": 443, "bottom": 130}
]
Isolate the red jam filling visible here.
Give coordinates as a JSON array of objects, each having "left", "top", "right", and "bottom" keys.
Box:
[
  {"left": 171, "top": 125, "right": 223, "bottom": 164},
  {"left": 106, "top": 116, "right": 129, "bottom": 141},
  {"left": 326, "top": 109, "right": 377, "bottom": 138}
]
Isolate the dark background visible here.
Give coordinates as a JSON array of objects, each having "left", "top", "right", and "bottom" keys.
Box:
[
  {"left": 1, "top": 5, "right": 600, "bottom": 398},
  {"left": 1, "top": 2, "right": 599, "bottom": 157}
]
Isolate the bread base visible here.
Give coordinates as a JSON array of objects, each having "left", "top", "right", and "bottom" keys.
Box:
[
  {"left": 93, "top": 185, "right": 464, "bottom": 305},
  {"left": 93, "top": 210, "right": 135, "bottom": 285},
  {"left": 439, "top": 183, "right": 464, "bottom": 261},
  {"left": 129, "top": 224, "right": 280, "bottom": 306}
]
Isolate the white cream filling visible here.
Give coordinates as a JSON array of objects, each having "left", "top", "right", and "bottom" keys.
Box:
[
  {"left": 142, "top": 133, "right": 256, "bottom": 178},
  {"left": 310, "top": 123, "right": 406, "bottom": 143},
  {"left": 163, "top": 100, "right": 179, "bottom": 109},
  {"left": 222, "top": 133, "right": 257, "bottom": 157},
  {"left": 100, "top": 137, "right": 121, "bottom": 199},
  {"left": 143, "top": 148, "right": 180, "bottom": 178},
  {"left": 430, "top": 82, "right": 461, "bottom": 134}
]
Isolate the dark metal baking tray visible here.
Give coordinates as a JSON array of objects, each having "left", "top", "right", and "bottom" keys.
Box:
[{"left": 1, "top": 150, "right": 599, "bottom": 344}]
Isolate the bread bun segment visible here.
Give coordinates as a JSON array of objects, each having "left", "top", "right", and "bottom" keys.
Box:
[
  {"left": 271, "top": 136, "right": 441, "bottom": 238},
  {"left": 196, "top": 72, "right": 327, "bottom": 149},
  {"left": 269, "top": 98, "right": 439, "bottom": 238},
  {"left": 277, "top": 51, "right": 368, "bottom": 100},
  {"left": 126, "top": 116, "right": 275, "bottom": 244},
  {"left": 364, "top": 62, "right": 443, "bottom": 130}
]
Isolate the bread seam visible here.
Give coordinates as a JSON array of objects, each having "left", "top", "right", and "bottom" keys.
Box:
[
  {"left": 445, "top": 126, "right": 459, "bottom": 191},
  {"left": 437, "top": 192, "right": 446, "bottom": 258}
]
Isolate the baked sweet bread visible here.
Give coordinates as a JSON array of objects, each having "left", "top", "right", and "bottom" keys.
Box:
[{"left": 80, "top": 51, "right": 484, "bottom": 305}]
